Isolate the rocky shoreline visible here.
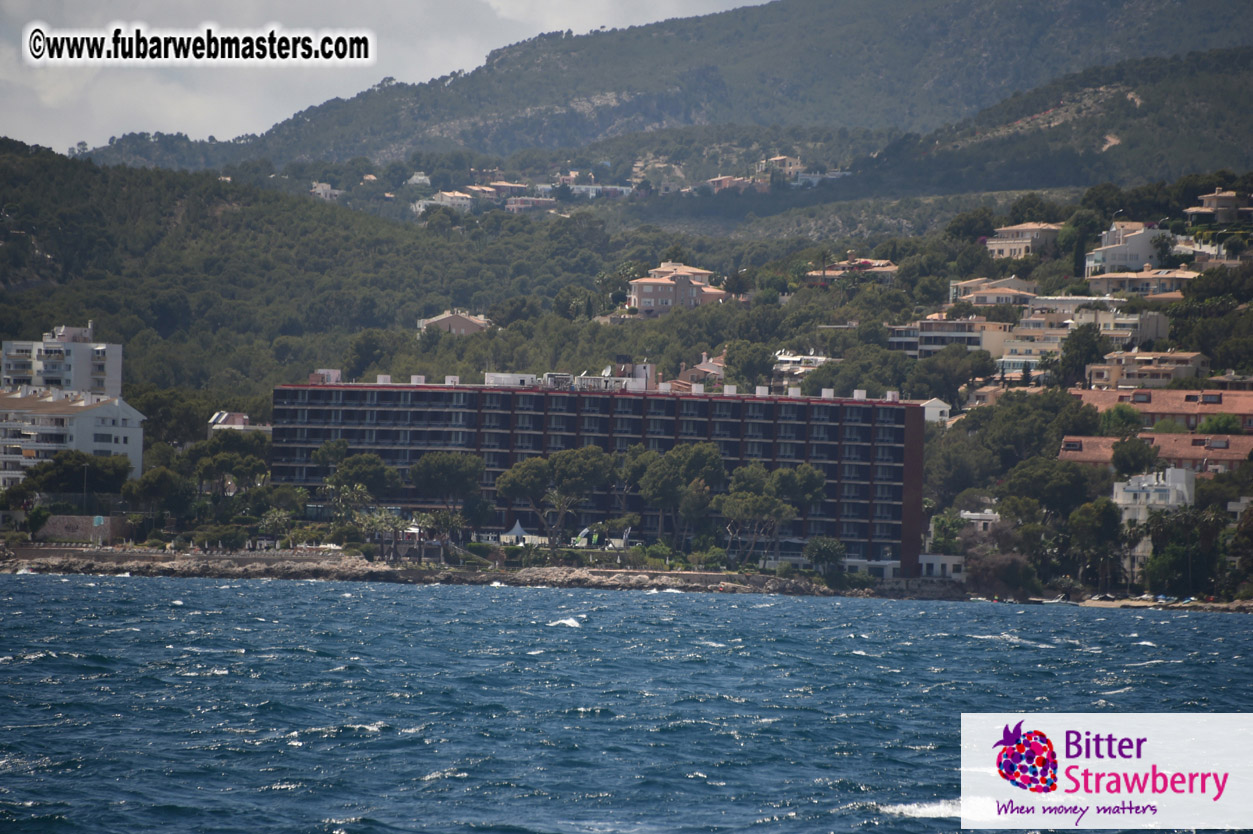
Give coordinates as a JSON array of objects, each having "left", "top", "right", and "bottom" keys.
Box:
[
  {"left": 0, "top": 546, "right": 956, "bottom": 599},
  {"left": 3, "top": 547, "right": 1250, "bottom": 611}
]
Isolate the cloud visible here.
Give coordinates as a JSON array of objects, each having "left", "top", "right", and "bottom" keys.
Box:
[{"left": 0, "top": 0, "right": 764, "bottom": 155}]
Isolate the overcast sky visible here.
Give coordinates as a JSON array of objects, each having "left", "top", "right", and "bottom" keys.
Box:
[{"left": 1, "top": 0, "right": 765, "bottom": 155}]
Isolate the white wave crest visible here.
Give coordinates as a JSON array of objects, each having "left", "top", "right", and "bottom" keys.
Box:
[
  {"left": 880, "top": 798, "right": 962, "bottom": 818},
  {"left": 547, "top": 617, "right": 581, "bottom": 628}
]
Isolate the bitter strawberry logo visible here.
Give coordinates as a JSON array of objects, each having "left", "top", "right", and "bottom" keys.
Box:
[{"left": 993, "top": 720, "right": 1058, "bottom": 793}]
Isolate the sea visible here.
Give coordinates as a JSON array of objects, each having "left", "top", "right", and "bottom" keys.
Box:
[{"left": 1, "top": 574, "right": 1247, "bottom": 833}]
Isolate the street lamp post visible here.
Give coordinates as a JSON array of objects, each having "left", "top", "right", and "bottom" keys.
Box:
[{"left": 82, "top": 462, "right": 89, "bottom": 515}]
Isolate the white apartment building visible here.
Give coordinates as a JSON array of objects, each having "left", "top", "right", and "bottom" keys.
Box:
[
  {"left": 1114, "top": 468, "right": 1195, "bottom": 582},
  {"left": 2, "top": 321, "right": 123, "bottom": 398},
  {"left": 886, "top": 317, "right": 1011, "bottom": 360},
  {"left": 0, "top": 390, "right": 144, "bottom": 489},
  {"left": 1084, "top": 222, "right": 1171, "bottom": 277}
]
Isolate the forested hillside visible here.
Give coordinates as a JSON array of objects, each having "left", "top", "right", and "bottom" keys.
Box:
[
  {"left": 99, "top": 46, "right": 1253, "bottom": 245},
  {"left": 0, "top": 140, "right": 807, "bottom": 394},
  {"left": 84, "top": 0, "right": 1253, "bottom": 168},
  {"left": 848, "top": 47, "right": 1253, "bottom": 196},
  {"left": 6, "top": 137, "right": 1252, "bottom": 413}
]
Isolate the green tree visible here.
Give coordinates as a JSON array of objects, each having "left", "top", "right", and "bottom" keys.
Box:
[
  {"left": 121, "top": 466, "right": 197, "bottom": 518},
  {"left": 944, "top": 206, "right": 996, "bottom": 242},
  {"left": 723, "top": 340, "right": 775, "bottom": 388},
  {"left": 323, "top": 481, "right": 372, "bottom": 523},
  {"left": 1197, "top": 413, "right": 1242, "bottom": 434},
  {"left": 496, "top": 446, "right": 613, "bottom": 551},
  {"left": 1099, "top": 403, "right": 1145, "bottom": 437},
  {"left": 410, "top": 452, "right": 485, "bottom": 510},
  {"left": 997, "top": 457, "right": 1092, "bottom": 521},
  {"left": 312, "top": 439, "right": 350, "bottom": 473},
  {"left": 1057, "top": 323, "right": 1110, "bottom": 387},
  {"left": 1141, "top": 506, "right": 1227, "bottom": 597},
  {"left": 357, "top": 509, "right": 408, "bottom": 559},
  {"left": 803, "top": 536, "right": 845, "bottom": 581},
  {"left": 23, "top": 450, "right": 132, "bottom": 495},
  {"left": 329, "top": 453, "right": 402, "bottom": 497},
  {"left": 259, "top": 508, "right": 293, "bottom": 540},
  {"left": 930, "top": 508, "right": 966, "bottom": 555},
  {"left": 640, "top": 443, "right": 726, "bottom": 546},
  {"left": 1068, "top": 497, "right": 1124, "bottom": 592},
  {"left": 1112, "top": 437, "right": 1159, "bottom": 478}
]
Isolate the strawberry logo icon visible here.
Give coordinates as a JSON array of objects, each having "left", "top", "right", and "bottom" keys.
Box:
[{"left": 993, "top": 720, "right": 1057, "bottom": 793}]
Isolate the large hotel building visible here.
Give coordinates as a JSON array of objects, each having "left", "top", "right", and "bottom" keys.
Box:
[{"left": 271, "top": 370, "right": 924, "bottom": 574}]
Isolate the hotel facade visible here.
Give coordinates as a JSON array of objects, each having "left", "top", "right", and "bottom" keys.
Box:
[{"left": 271, "top": 375, "right": 925, "bottom": 573}]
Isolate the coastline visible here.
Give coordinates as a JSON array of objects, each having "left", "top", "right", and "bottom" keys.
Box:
[
  {"left": 0, "top": 545, "right": 923, "bottom": 599},
  {"left": 3, "top": 546, "right": 1250, "bottom": 612}
]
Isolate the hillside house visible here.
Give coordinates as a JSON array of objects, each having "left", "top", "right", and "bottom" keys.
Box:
[
  {"left": 949, "top": 275, "right": 1038, "bottom": 303},
  {"left": 628, "top": 262, "right": 726, "bottom": 317},
  {"left": 1184, "top": 189, "right": 1250, "bottom": 226},
  {"left": 420, "top": 311, "right": 492, "bottom": 336},
  {"left": 805, "top": 258, "right": 898, "bottom": 285},
  {"left": 1084, "top": 221, "right": 1171, "bottom": 276},
  {"left": 985, "top": 223, "right": 1062, "bottom": 259}
]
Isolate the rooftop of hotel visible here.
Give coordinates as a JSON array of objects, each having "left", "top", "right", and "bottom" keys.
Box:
[{"left": 280, "top": 370, "right": 908, "bottom": 404}]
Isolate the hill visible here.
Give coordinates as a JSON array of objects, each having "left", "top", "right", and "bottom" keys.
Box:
[
  {"left": 848, "top": 46, "right": 1253, "bottom": 195},
  {"left": 564, "top": 47, "right": 1253, "bottom": 238},
  {"left": 85, "top": 0, "right": 1253, "bottom": 169},
  {"left": 0, "top": 140, "right": 805, "bottom": 396}
]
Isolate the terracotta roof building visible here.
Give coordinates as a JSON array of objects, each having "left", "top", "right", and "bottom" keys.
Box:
[
  {"left": 1059, "top": 433, "right": 1253, "bottom": 475},
  {"left": 420, "top": 311, "right": 492, "bottom": 336},
  {"left": 985, "top": 223, "right": 1063, "bottom": 259},
  {"left": 1086, "top": 268, "right": 1199, "bottom": 297},
  {"left": 1068, "top": 388, "right": 1253, "bottom": 432},
  {"left": 628, "top": 262, "right": 726, "bottom": 317}
]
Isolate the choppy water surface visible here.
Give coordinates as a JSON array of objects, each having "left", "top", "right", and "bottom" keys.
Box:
[{"left": 0, "top": 575, "right": 1247, "bottom": 833}]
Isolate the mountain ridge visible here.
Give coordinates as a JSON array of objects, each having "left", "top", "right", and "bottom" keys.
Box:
[{"left": 85, "top": 0, "right": 1253, "bottom": 170}]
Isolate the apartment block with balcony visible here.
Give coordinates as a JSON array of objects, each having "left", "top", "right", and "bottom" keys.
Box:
[
  {"left": 998, "top": 300, "right": 1168, "bottom": 373},
  {"left": 0, "top": 390, "right": 144, "bottom": 489},
  {"left": 1086, "top": 349, "right": 1209, "bottom": 389},
  {"left": 1084, "top": 222, "right": 1171, "bottom": 277},
  {"left": 998, "top": 309, "right": 1071, "bottom": 373},
  {"left": 886, "top": 317, "right": 1010, "bottom": 360},
  {"left": 271, "top": 376, "right": 925, "bottom": 572},
  {"left": 2, "top": 321, "right": 123, "bottom": 398},
  {"left": 1085, "top": 268, "right": 1199, "bottom": 297},
  {"left": 1071, "top": 308, "right": 1168, "bottom": 346}
]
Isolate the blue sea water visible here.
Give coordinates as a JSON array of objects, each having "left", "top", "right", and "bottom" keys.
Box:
[{"left": 0, "top": 575, "right": 1248, "bottom": 833}]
